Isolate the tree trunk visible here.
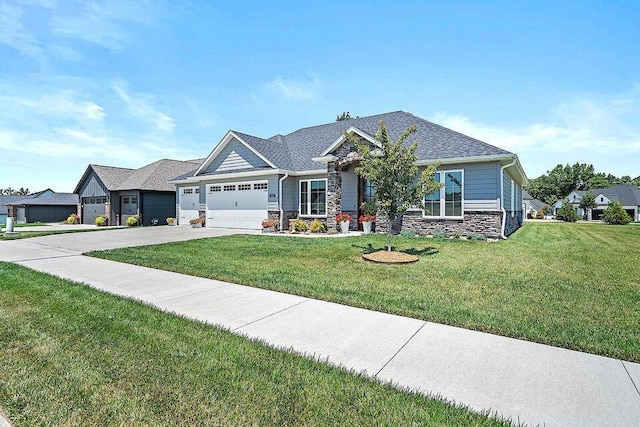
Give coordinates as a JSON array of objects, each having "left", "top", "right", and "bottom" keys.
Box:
[{"left": 387, "top": 227, "right": 392, "bottom": 252}]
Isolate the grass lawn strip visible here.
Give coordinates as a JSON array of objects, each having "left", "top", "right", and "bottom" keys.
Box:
[
  {"left": 0, "top": 262, "right": 512, "bottom": 426},
  {"left": 1, "top": 228, "right": 109, "bottom": 240},
  {"left": 90, "top": 222, "right": 640, "bottom": 362}
]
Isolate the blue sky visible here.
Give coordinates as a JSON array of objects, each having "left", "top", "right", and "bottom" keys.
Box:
[{"left": 1, "top": 0, "right": 638, "bottom": 192}]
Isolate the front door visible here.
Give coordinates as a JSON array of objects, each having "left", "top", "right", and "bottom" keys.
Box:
[{"left": 357, "top": 177, "right": 376, "bottom": 230}]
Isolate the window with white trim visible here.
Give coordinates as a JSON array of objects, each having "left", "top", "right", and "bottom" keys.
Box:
[
  {"left": 209, "top": 186, "right": 221, "bottom": 192},
  {"left": 183, "top": 188, "right": 193, "bottom": 194},
  {"left": 238, "top": 184, "right": 252, "bottom": 191},
  {"left": 299, "top": 179, "right": 327, "bottom": 216},
  {"left": 254, "top": 183, "right": 268, "bottom": 190},
  {"left": 223, "top": 185, "right": 236, "bottom": 191},
  {"left": 423, "top": 170, "right": 463, "bottom": 218}
]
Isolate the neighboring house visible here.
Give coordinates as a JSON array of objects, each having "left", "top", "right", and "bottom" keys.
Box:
[
  {"left": 522, "top": 190, "right": 550, "bottom": 219},
  {"left": 3, "top": 189, "right": 79, "bottom": 224},
  {"left": 170, "top": 111, "right": 528, "bottom": 238},
  {"left": 553, "top": 185, "right": 640, "bottom": 221},
  {"left": 74, "top": 159, "right": 203, "bottom": 226}
]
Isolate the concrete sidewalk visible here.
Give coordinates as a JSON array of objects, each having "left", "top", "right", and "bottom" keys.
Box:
[{"left": 1, "top": 233, "right": 639, "bottom": 426}]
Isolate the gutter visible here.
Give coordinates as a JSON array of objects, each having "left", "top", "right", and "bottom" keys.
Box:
[
  {"left": 500, "top": 157, "right": 517, "bottom": 239},
  {"left": 278, "top": 172, "right": 289, "bottom": 231}
]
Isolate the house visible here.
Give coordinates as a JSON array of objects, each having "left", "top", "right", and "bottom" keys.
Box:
[
  {"left": 74, "top": 159, "right": 203, "bottom": 226},
  {"left": 2, "top": 189, "right": 79, "bottom": 224},
  {"left": 170, "top": 111, "right": 528, "bottom": 239},
  {"left": 522, "top": 190, "right": 550, "bottom": 219},
  {"left": 553, "top": 185, "right": 640, "bottom": 221}
]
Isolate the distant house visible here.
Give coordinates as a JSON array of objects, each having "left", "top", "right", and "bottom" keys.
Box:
[
  {"left": 170, "top": 111, "right": 528, "bottom": 238},
  {"left": 2, "top": 189, "right": 79, "bottom": 224},
  {"left": 553, "top": 185, "right": 640, "bottom": 221},
  {"left": 74, "top": 159, "right": 203, "bottom": 226},
  {"left": 522, "top": 190, "right": 550, "bottom": 219}
]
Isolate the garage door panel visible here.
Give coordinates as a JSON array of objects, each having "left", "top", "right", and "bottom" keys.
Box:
[
  {"left": 206, "top": 181, "right": 268, "bottom": 230},
  {"left": 179, "top": 187, "right": 199, "bottom": 225}
]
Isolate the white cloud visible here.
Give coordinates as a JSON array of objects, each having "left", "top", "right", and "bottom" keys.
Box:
[
  {"left": 113, "top": 82, "right": 175, "bottom": 132},
  {"left": 6, "top": 91, "right": 107, "bottom": 122},
  {"left": 0, "top": 3, "right": 45, "bottom": 63},
  {"left": 266, "top": 75, "right": 322, "bottom": 101},
  {"left": 431, "top": 86, "right": 640, "bottom": 177}
]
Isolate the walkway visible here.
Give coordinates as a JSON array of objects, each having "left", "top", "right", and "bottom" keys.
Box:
[{"left": 1, "top": 228, "right": 638, "bottom": 426}]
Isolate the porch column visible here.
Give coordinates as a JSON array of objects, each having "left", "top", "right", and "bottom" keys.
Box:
[
  {"left": 326, "top": 161, "right": 342, "bottom": 232},
  {"left": 104, "top": 201, "right": 111, "bottom": 226}
]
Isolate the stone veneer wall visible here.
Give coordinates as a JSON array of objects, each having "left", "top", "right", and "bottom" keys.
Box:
[
  {"left": 376, "top": 210, "right": 506, "bottom": 239},
  {"left": 503, "top": 212, "right": 522, "bottom": 237},
  {"left": 268, "top": 210, "right": 298, "bottom": 230},
  {"left": 326, "top": 161, "right": 341, "bottom": 233}
]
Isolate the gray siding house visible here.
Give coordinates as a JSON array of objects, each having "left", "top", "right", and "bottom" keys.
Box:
[
  {"left": 74, "top": 159, "right": 202, "bottom": 226},
  {"left": 171, "top": 111, "right": 528, "bottom": 239},
  {"left": 553, "top": 185, "right": 640, "bottom": 221},
  {"left": 2, "top": 189, "right": 78, "bottom": 224}
]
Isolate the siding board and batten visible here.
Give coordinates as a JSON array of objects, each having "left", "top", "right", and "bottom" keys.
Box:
[{"left": 205, "top": 139, "right": 269, "bottom": 174}]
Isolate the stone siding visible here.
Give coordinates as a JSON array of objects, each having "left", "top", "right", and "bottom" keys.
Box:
[
  {"left": 377, "top": 210, "right": 505, "bottom": 239},
  {"left": 504, "top": 212, "right": 523, "bottom": 237}
]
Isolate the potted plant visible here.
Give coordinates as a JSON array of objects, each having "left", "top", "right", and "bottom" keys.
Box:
[
  {"left": 336, "top": 213, "right": 352, "bottom": 233},
  {"left": 95, "top": 215, "right": 108, "bottom": 227},
  {"left": 359, "top": 213, "right": 376, "bottom": 234},
  {"left": 166, "top": 217, "right": 176, "bottom": 226},
  {"left": 189, "top": 217, "right": 204, "bottom": 228},
  {"left": 261, "top": 219, "right": 278, "bottom": 233}
]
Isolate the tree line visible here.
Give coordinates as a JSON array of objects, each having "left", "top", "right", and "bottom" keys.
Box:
[
  {"left": 527, "top": 163, "right": 640, "bottom": 205},
  {"left": 0, "top": 187, "right": 30, "bottom": 195}
]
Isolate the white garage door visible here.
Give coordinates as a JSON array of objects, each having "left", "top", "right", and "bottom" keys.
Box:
[
  {"left": 206, "top": 181, "right": 268, "bottom": 229},
  {"left": 179, "top": 186, "right": 200, "bottom": 225}
]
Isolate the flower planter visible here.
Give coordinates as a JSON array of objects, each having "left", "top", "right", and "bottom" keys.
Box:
[
  {"left": 262, "top": 227, "right": 276, "bottom": 233},
  {"left": 191, "top": 223, "right": 203, "bottom": 228},
  {"left": 362, "top": 221, "right": 372, "bottom": 234},
  {"left": 340, "top": 221, "right": 350, "bottom": 233}
]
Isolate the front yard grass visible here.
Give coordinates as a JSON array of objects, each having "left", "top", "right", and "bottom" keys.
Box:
[
  {"left": 90, "top": 222, "right": 640, "bottom": 362},
  {"left": 0, "top": 262, "right": 510, "bottom": 426}
]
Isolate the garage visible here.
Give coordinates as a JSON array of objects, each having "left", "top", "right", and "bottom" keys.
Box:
[
  {"left": 206, "top": 181, "right": 268, "bottom": 229},
  {"left": 179, "top": 186, "right": 200, "bottom": 225},
  {"left": 82, "top": 197, "right": 106, "bottom": 224}
]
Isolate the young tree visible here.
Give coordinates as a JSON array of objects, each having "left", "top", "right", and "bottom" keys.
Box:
[
  {"left": 578, "top": 191, "right": 597, "bottom": 220},
  {"left": 601, "top": 201, "right": 633, "bottom": 225},
  {"left": 555, "top": 200, "right": 579, "bottom": 222},
  {"left": 350, "top": 120, "right": 441, "bottom": 252}
]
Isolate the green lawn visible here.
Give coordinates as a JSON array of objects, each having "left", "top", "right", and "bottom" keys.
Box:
[
  {"left": 90, "top": 222, "right": 640, "bottom": 362},
  {"left": 0, "top": 262, "right": 510, "bottom": 426},
  {"left": 0, "top": 228, "right": 106, "bottom": 240}
]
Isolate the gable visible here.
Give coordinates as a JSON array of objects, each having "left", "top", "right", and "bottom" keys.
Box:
[
  {"left": 203, "top": 138, "right": 269, "bottom": 174},
  {"left": 78, "top": 171, "right": 108, "bottom": 198}
]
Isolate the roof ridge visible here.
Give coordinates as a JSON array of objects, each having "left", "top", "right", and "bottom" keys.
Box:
[{"left": 282, "top": 111, "right": 405, "bottom": 137}]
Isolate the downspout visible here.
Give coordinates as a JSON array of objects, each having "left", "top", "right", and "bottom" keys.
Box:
[
  {"left": 500, "top": 157, "right": 517, "bottom": 239},
  {"left": 278, "top": 172, "right": 289, "bottom": 231}
]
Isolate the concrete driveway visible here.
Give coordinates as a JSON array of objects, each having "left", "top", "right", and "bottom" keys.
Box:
[{"left": 21, "top": 225, "right": 260, "bottom": 252}]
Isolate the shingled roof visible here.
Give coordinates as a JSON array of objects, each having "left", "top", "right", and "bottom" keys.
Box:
[
  {"left": 88, "top": 165, "right": 135, "bottom": 191},
  {"left": 8, "top": 193, "right": 78, "bottom": 206},
  {"left": 593, "top": 185, "right": 640, "bottom": 206},
  {"left": 116, "top": 159, "right": 203, "bottom": 192},
  {"left": 197, "top": 111, "right": 514, "bottom": 177}
]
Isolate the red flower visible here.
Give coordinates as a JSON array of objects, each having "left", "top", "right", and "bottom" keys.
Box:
[
  {"left": 335, "top": 213, "right": 352, "bottom": 224},
  {"left": 358, "top": 214, "right": 376, "bottom": 223}
]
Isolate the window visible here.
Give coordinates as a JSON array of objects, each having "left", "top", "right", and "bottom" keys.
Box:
[
  {"left": 238, "top": 184, "right": 252, "bottom": 191},
  {"left": 195, "top": 188, "right": 200, "bottom": 194},
  {"left": 424, "top": 170, "right": 463, "bottom": 218},
  {"left": 363, "top": 179, "right": 376, "bottom": 204},
  {"left": 299, "top": 179, "right": 326, "bottom": 216},
  {"left": 131, "top": 197, "right": 137, "bottom": 204},
  {"left": 209, "top": 186, "right": 221, "bottom": 192},
  {"left": 123, "top": 197, "right": 129, "bottom": 203},
  {"left": 254, "top": 183, "right": 268, "bottom": 190},
  {"left": 183, "top": 188, "right": 193, "bottom": 194},
  {"left": 223, "top": 185, "right": 236, "bottom": 191}
]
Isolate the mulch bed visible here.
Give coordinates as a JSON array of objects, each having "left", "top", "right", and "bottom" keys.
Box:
[{"left": 362, "top": 250, "right": 419, "bottom": 264}]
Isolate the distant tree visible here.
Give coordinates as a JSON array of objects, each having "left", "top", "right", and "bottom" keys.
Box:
[
  {"left": 1, "top": 187, "right": 29, "bottom": 195},
  {"left": 555, "top": 200, "right": 579, "bottom": 222},
  {"left": 527, "top": 163, "right": 595, "bottom": 205},
  {"left": 578, "top": 191, "right": 597, "bottom": 220},
  {"left": 350, "top": 120, "right": 441, "bottom": 252},
  {"left": 336, "top": 111, "right": 359, "bottom": 121},
  {"left": 601, "top": 201, "right": 632, "bottom": 225}
]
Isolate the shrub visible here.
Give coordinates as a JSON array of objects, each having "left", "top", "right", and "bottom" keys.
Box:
[
  {"left": 308, "top": 219, "right": 326, "bottom": 233},
  {"left": 432, "top": 231, "right": 447, "bottom": 239},
  {"left": 399, "top": 229, "right": 415, "bottom": 238},
  {"left": 166, "top": 217, "right": 176, "bottom": 225},
  {"left": 467, "top": 232, "right": 486, "bottom": 241},
  {"left": 601, "top": 201, "right": 632, "bottom": 225},
  {"left": 66, "top": 214, "right": 80, "bottom": 224},
  {"left": 189, "top": 217, "right": 204, "bottom": 226},
  {"left": 290, "top": 219, "right": 308, "bottom": 233},
  {"left": 555, "top": 201, "right": 579, "bottom": 222},
  {"left": 95, "top": 216, "right": 108, "bottom": 226},
  {"left": 536, "top": 209, "right": 545, "bottom": 219},
  {"left": 126, "top": 215, "right": 139, "bottom": 226},
  {"left": 261, "top": 219, "right": 278, "bottom": 229}
]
